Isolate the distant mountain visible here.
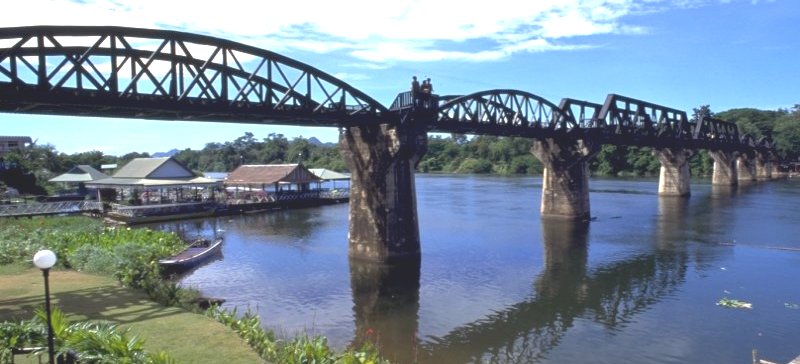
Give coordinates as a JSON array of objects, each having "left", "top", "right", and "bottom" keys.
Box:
[
  {"left": 308, "top": 137, "right": 336, "bottom": 147},
  {"left": 152, "top": 148, "right": 179, "bottom": 157}
]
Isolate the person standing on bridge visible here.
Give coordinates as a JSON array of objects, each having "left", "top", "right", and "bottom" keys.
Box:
[
  {"left": 411, "top": 76, "right": 420, "bottom": 108},
  {"left": 420, "top": 78, "right": 431, "bottom": 108}
]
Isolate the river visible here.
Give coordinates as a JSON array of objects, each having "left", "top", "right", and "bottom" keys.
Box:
[{"left": 146, "top": 175, "right": 800, "bottom": 363}]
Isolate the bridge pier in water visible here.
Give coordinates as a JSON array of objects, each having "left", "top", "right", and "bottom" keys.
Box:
[
  {"left": 653, "top": 147, "right": 694, "bottom": 197},
  {"left": 531, "top": 138, "right": 598, "bottom": 220},
  {"left": 339, "top": 123, "right": 427, "bottom": 263},
  {"left": 737, "top": 153, "right": 757, "bottom": 182},
  {"left": 709, "top": 150, "right": 738, "bottom": 186},
  {"left": 755, "top": 152, "right": 773, "bottom": 180}
]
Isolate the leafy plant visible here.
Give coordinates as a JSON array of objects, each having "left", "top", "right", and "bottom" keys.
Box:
[
  {"left": 0, "top": 307, "right": 174, "bottom": 363},
  {"left": 206, "top": 306, "right": 391, "bottom": 364},
  {"left": 0, "top": 320, "right": 45, "bottom": 363},
  {"left": 280, "top": 335, "right": 334, "bottom": 364}
]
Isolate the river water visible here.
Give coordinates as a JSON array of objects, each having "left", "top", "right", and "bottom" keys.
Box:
[{"left": 147, "top": 175, "right": 800, "bottom": 363}]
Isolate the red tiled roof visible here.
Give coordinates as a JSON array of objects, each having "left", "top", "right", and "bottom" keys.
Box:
[{"left": 225, "top": 164, "right": 321, "bottom": 185}]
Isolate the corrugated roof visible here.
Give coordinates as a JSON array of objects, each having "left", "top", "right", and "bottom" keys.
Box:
[
  {"left": 225, "top": 164, "right": 321, "bottom": 185},
  {"left": 49, "top": 165, "right": 110, "bottom": 183},
  {"left": 86, "top": 176, "right": 220, "bottom": 187},
  {"left": 203, "top": 172, "right": 229, "bottom": 180},
  {"left": 0, "top": 136, "right": 32, "bottom": 143},
  {"left": 113, "top": 157, "right": 194, "bottom": 179},
  {"left": 309, "top": 168, "right": 351, "bottom": 181}
]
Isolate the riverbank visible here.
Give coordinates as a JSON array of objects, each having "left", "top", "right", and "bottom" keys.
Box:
[
  {"left": 0, "top": 216, "right": 391, "bottom": 363},
  {"left": 0, "top": 264, "right": 262, "bottom": 363}
]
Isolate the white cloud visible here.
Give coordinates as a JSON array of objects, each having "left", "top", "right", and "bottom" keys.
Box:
[
  {"left": 332, "top": 72, "right": 371, "bottom": 82},
  {"left": 3, "top": 0, "right": 749, "bottom": 63}
]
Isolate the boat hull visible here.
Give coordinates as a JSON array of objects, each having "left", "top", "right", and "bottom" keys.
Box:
[{"left": 159, "top": 238, "right": 223, "bottom": 274}]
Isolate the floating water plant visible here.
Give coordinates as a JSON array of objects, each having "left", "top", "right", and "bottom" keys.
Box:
[{"left": 716, "top": 298, "right": 752, "bottom": 309}]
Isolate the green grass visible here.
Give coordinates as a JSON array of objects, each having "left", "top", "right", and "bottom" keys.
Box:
[
  {"left": 1, "top": 216, "right": 390, "bottom": 363},
  {"left": 0, "top": 267, "right": 263, "bottom": 363}
]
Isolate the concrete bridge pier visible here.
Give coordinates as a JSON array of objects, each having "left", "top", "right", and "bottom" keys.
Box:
[
  {"left": 339, "top": 122, "right": 427, "bottom": 263},
  {"left": 531, "top": 138, "right": 599, "bottom": 220},
  {"left": 653, "top": 147, "right": 694, "bottom": 197},
  {"left": 755, "top": 152, "right": 773, "bottom": 180},
  {"left": 736, "top": 153, "right": 757, "bottom": 182},
  {"left": 709, "top": 150, "right": 738, "bottom": 186}
]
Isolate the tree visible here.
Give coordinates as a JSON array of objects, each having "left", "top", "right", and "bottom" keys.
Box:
[
  {"left": 288, "top": 137, "right": 312, "bottom": 164},
  {"left": 773, "top": 111, "right": 800, "bottom": 161},
  {"left": 692, "top": 104, "right": 714, "bottom": 122},
  {"left": 716, "top": 108, "right": 785, "bottom": 138}
]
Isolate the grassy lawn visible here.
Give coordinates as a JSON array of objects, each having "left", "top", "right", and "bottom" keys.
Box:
[{"left": 0, "top": 265, "right": 263, "bottom": 363}]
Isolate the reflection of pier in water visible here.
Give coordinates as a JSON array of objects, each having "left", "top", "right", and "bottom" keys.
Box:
[{"left": 350, "top": 204, "right": 726, "bottom": 363}]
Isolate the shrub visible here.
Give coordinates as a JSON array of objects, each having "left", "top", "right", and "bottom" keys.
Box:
[
  {"left": 111, "top": 243, "right": 162, "bottom": 289},
  {"left": 69, "top": 244, "right": 116, "bottom": 275},
  {"left": 456, "top": 158, "right": 493, "bottom": 174}
]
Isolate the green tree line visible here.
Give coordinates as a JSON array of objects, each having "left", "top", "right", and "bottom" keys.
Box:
[{"left": 4, "top": 104, "right": 798, "bottom": 195}]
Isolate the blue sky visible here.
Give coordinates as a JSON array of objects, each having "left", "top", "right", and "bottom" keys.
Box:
[{"left": 2, "top": 0, "right": 798, "bottom": 155}]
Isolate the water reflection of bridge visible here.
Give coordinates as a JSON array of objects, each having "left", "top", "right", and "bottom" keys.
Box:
[{"left": 350, "top": 199, "right": 724, "bottom": 363}]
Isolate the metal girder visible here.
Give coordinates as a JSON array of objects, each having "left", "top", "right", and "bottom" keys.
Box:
[
  {"left": 433, "top": 89, "right": 563, "bottom": 138},
  {"left": 558, "top": 98, "right": 603, "bottom": 130},
  {"left": 756, "top": 135, "right": 775, "bottom": 154},
  {"left": 0, "top": 26, "right": 387, "bottom": 126},
  {"left": 595, "top": 94, "right": 692, "bottom": 146},
  {"left": 692, "top": 116, "right": 740, "bottom": 150},
  {"left": 0, "top": 26, "right": 778, "bottom": 156}
]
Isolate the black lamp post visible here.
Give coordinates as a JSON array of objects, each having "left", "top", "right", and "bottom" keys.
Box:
[{"left": 33, "top": 249, "right": 57, "bottom": 364}]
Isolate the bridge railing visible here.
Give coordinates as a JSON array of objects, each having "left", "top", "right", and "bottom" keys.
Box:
[
  {"left": 389, "top": 91, "right": 439, "bottom": 112},
  {"left": 320, "top": 189, "right": 350, "bottom": 200},
  {"left": 0, "top": 200, "right": 103, "bottom": 217},
  {"left": 275, "top": 191, "right": 321, "bottom": 201}
]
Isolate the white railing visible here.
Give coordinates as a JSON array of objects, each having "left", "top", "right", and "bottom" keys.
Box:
[
  {"left": 0, "top": 200, "right": 103, "bottom": 217},
  {"left": 109, "top": 201, "right": 215, "bottom": 218},
  {"left": 275, "top": 191, "right": 321, "bottom": 201},
  {"left": 320, "top": 189, "right": 350, "bottom": 199}
]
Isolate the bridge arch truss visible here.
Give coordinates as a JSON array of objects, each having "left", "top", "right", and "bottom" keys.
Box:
[
  {"left": 433, "top": 90, "right": 565, "bottom": 138},
  {"left": 0, "top": 26, "right": 387, "bottom": 126}
]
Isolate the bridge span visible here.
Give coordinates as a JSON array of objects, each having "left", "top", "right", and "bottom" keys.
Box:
[{"left": 0, "top": 26, "right": 777, "bottom": 263}]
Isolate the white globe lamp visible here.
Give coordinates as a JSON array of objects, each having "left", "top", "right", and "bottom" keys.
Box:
[{"left": 33, "top": 249, "right": 57, "bottom": 269}]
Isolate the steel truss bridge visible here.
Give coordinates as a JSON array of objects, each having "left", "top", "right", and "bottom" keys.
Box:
[{"left": 0, "top": 26, "right": 774, "bottom": 155}]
